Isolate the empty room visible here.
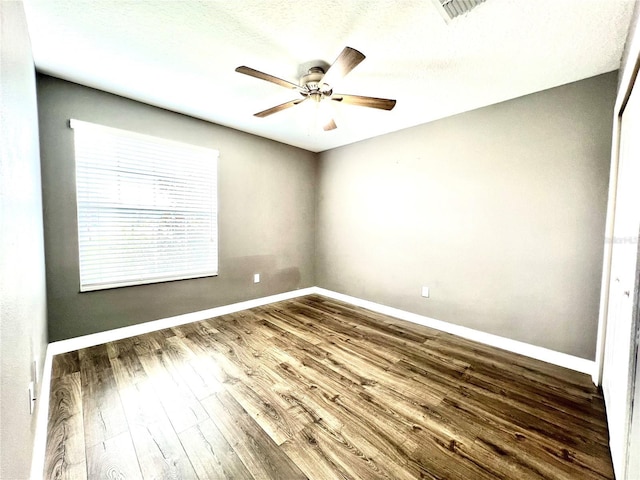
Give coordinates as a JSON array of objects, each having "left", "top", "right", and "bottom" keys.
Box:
[{"left": 2, "top": 0, "right": 640, "bottom": 479}]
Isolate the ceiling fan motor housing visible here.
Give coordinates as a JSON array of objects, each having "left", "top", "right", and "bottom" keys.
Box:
[{"left": 300, "top": 67, "right": 332, "bottom": 100}]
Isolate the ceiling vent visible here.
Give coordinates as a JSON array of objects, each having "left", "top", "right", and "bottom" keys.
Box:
[{"left": 431, "top": 0, "right": 487, "bottom": 22}]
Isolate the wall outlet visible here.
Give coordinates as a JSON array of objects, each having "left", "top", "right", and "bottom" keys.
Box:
[
  {"left": 421, "top": 286, "right": 430, "bottom": 298},
  {"left": 253, "top": 273, "right": 260, "bottom": 283},
  {"left": 32, "top": 359, "right": 38, "bottom": 385},
  {"left": 28, "top": 382, "right": 36, "bottom": 415}
]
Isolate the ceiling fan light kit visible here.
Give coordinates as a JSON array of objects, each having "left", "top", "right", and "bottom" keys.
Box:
[
  {"left": 235, "top": 46, "right": 396, "bottom": 132},
  {"left": 429, "top": 0, "right": 487, "bottom": 23}
]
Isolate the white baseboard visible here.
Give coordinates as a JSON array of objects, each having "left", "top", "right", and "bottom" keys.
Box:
[
  {"left": 31, "top": 287, "right": 316, "bottom": 479},
  {"left": 47, "top": 287, "right": 316, "bottom": 356},
  {"left": 44, "top": 287, "right": 596, "bottom": 375},
  {"left": 46, "top": 284, "right": 597, "bottom": 375},
  {"left": 33, "top": 285, "right": 596, "bottom": 478},
  {"left": 314, "top": 287, "right": 596, "bottom": 377},
  {"left": 30, "top": 343, "right": 54, "bottom": 480}
]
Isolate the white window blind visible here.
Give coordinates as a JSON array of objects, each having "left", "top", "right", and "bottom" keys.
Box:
[{"left": 71, "top": 119, "right": 218, "bottom": 292}]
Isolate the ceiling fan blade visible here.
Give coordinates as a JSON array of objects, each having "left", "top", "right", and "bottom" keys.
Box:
[
  {"left": 331, "top": 94, "right": 396, "bottom": 111},
  {"left": 323, "top": 118, "right": 338, "bottom": 131},
  {"left": 236, "top": 66, "right": 301, "bottom": 90},
  {"left": 320, "top": 47, "right": 365, "bottom": 88},
  {"left": 254, "top": 98, "right": 307, "bottom": 118}
]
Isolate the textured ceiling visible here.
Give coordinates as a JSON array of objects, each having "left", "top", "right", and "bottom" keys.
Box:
[{"left": 23, "top": 0, "right": 634, "bottom": 152}]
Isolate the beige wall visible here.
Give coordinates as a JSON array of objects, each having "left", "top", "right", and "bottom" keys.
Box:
[
  {"left": 37, "top": 75, "right": 316, "bottom": 341},
  {"left": 0, "top": 2, "right": 49, "bottom": 477},
  {"left": 316, "top": 72, "right": 617, "bottom": 360}
]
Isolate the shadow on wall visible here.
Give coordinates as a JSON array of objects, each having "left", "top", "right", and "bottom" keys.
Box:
[{"left": 224, "top": 255, "right": 302, "bottom": 293}]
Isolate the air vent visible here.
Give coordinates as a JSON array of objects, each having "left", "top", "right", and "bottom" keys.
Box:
[{"left": 431, "top": 0, "right": 486, "bottom": 22}]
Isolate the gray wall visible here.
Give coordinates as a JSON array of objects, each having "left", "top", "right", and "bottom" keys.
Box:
[
  {"left": 37, "top": 75, "right": 316, "bottom": 342},
  {"left": 37, "top": 70, "right": 616, "bottom": 358},
  {"left": 316, "top": 72, "right": 617, "bottom": 360},
  {"left": 0, "top": 2, "right": 49, "bottom": 478}
]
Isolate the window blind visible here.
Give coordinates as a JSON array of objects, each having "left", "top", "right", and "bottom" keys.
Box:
[{"left": 71, "top": 119, "right": 218, "bottom": 292}]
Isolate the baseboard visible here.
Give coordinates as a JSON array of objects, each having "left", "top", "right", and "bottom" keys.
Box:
[
  {"left": 33, "top": 285, "right": 597, "bottom": 477},
  {"left": 48, "top": 287, "right": 316, "bottom": 356},
  {"left": 314, "top": 287, "right": 596, "bottom": 377},
  {"left": 32, "top": 287, "right": 315, "bottom": 479},
  {"left": 30, "top": 343, "right": 54, "bottom": 480},
  {"left": 46, "top": 284, "right": 596, "bottom": 375}
]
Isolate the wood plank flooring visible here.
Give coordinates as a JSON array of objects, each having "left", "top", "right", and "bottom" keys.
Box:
[{"left": 44, "top": 294, "right": 614, "bottom": 479}]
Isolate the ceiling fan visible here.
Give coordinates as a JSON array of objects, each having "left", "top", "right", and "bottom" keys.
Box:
[{"left": 235, "top": 47, "right": 396, "bottom": 131}]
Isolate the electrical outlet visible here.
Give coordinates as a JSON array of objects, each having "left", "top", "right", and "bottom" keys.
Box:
[
  {"left": 253, "top": 273, "right": 260, "bottom": 283},
  {"left": 28, "top": 382, "right": 36, "bottom": 415},
  {"left": 421, "top": 286, "right": 430, "bottom": 298},
  {"left": 32, "top": 359, "right": 38, "bottom": 385}
]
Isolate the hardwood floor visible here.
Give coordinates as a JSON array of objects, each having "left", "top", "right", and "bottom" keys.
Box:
[{"left": 44, "top": 294, "right": 614, "bottom": 479}]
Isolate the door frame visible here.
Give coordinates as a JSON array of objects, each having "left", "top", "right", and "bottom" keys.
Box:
[
  {"left": 594, "top": 48, "right": 640, "bottom": 479},
  {"left": 595, "top": 54, "right": 640, "bottom": 387}
]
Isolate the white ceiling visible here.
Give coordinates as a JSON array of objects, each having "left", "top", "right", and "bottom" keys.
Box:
[{"left": 23, "top": 0, "right": 635, "bottom": 153}]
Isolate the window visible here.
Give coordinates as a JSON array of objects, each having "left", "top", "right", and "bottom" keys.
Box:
[{"left": 71, "top": 120, "right": 218, "bottom": 292}]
